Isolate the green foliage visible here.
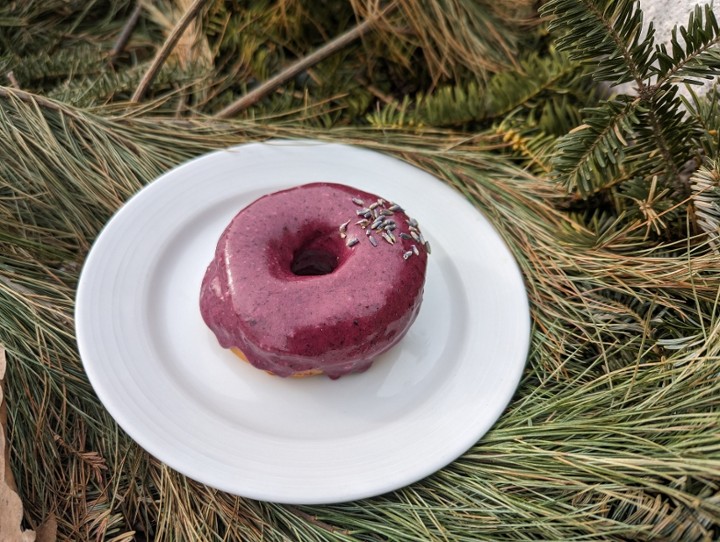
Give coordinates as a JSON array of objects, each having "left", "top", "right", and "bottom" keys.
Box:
[
  {"left": 540, "top": 0, "right": 720, "bottom": 241},
  {"left": 690, "top": 158, "right": 720, "bottom": 248},
  {"left": 682, "top": 84, "right": 720, "bottom": 160},
  {"left": 3, "top": 96, "right": 720, "bottom": 540},
  {"left": 552, "top": 96, "right": 639, "bottom": 194},
  {"left": 0, "top": 0, "right": 538, "bottom": 122},
  {"left": 0, "top": 0, "right": 134, "bottom": 55},
  {"left": 654, "top": 4, "right": 720, "bottom": 85},
  {"left": 47, "top": 63, "right": 211, "bottom": 108},
  {"left": 3, "top": 0, "right": 720, "bottom": 539},
  {"left": 2, "top": 44, "right": 108, "bottom": 87},
  {"left": 366, "top": 48, "right": 594, "bottom": 139},
  {"left": 543, "top": 0, "right": 656, "bottom": 85}
]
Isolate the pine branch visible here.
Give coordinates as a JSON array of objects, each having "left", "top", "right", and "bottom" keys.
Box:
[
  {"left": 350, "top": 0, "right": 535, "bottom": 80},
  {"left": 0, "top": 86, "right": 81, "bottom": 118}
]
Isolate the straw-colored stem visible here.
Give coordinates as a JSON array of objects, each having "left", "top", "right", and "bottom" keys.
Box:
[{"left": 131, "top": 0, "right": 208, "bottom": 102}]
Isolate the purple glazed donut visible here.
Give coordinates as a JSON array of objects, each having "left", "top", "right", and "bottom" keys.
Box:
[{"left": 199, "top": 182, "right": 429, "bottom": 379}]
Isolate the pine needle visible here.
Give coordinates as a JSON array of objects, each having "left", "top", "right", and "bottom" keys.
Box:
[
  {"left": 1, "top": 92, "right": 719, "bottom": 540},
  {"left": 2, "top": 0, "right": 720, "bottom": 539}
]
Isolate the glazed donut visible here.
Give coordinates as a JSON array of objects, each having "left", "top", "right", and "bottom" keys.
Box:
[{"left": 199, "top": 182, "right": 429, "bottom": 379}]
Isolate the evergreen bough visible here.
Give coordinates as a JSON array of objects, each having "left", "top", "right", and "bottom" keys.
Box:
[{"left": 540, "top": 0, "right": 720, "bottom": 241}]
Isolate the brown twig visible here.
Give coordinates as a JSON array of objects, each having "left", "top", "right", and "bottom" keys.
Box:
[
  {"left": 130, "top": 0, "right": 208, "bottom": 103},
  {"left": 215, "top": 2, "right": 397, "bottom": 119},
  {"left": 109, "top": 2, "right": 143, "bottom": 59},
  {"left": 355, "top": 76, "right": 394, "bottom": 105}
]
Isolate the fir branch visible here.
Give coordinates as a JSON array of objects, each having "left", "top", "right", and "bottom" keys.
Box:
[
  {"left": 47, "top": 62, "right": 207, "bottom": 108},
  {"left": 487, "top": 50, "right": 586, "bottom": 119},
  {"left": 366, "top": 50, "right": 590, "bottom": 129},
  {"left": 552, "top": 97, "right": 641, "bottom": 195},
  {"left": 618, "top": 175, "right": 674, "bottom": 239},
  {"left": 630, "top": 85, "right": 694, "bottom": 193},
  {"left": 366, "top": 95, "right": 417, "bottom": 128},
  {"left": 495, "top": 123, "right": 556, "bottom": 174},
  {"left": 3, "top": 43, "right": 109, "bottom": 87},
  {"left": 416, "top": 82, "right": 485, "bottom": 127},
  {"left": 542, "top": 0, "right": 716, "bottom": 216},
  {"left": 681, "top": 84, "right": 720, "bottom": 158},
  {"left": 654, "top": 4, "right": 720, "bottom": 87},
  {"left": 422, "top": 50, "right": 586, "bottom": 126},
  {"left": 540, "top": 0, "right": 656, "bottom": 87},
  {"left": 690, "top": 159, "right": 720, "bottom": 250}
]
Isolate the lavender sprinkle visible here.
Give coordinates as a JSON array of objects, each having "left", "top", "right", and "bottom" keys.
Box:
[{"left": 371, "top": 217, "right": 385, "bottom": 229}]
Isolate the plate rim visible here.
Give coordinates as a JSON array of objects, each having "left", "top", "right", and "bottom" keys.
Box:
[{"left": 75, "top": 140, "right": 531, "bottom": 504}]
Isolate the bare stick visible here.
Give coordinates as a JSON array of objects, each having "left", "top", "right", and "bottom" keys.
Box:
[
  {"left": 215, "top": 2, "right": 396, "bottom": 119},
  {"left": 131, "top": 0, "right": 208, "bottom": 102},
  {"left": 109, "top": 2, "right": 143, "bottom": 58}
]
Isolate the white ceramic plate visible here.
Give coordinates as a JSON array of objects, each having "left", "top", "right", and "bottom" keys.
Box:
[{"left": 75, "top": 140, "right": 530, "bottom": 504}]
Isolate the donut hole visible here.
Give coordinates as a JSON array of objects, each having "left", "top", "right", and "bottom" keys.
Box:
[{"left": 291, "top": 247, "right": 339, "bottom": 276}]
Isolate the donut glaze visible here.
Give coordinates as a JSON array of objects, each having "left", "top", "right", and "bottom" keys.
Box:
[{"left": 199, "top": 182, "right": 428, "bottom": 379}]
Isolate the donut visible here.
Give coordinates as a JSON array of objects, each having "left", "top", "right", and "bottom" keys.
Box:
[{"left": 199, "top": 182, "right": 429, "bottom": 379}]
